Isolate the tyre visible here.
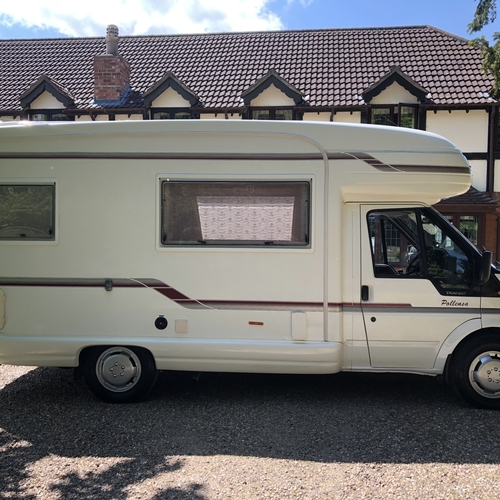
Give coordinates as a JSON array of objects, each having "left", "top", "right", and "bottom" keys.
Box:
[
  {"left": 451, "top": 335, "right": 500, "bottom": 409},
  {"left": 83, "top": 346, "right": 158, "bottom": 403}
]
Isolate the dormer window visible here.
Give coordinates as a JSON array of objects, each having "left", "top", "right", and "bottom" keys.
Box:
[
  {"left": 152, "top": 108, "right": 193, "bottom": 120},
  {"left": 19, "top": 75, "right": 75, "bottom": 122},
  {"left": 363, "top": 67, "right": 427, "bottom": 130},
  {"left": 250, "top": 108, "right": 295, "bottom": 120},
  {"left": 242, "top": 70, "right": 306, "bottom": 121},
  {"left": 143, "top": 72, "right": 200, "bottom": 120},
  {"left": 370, "top": 104, "right": 418, "bottom": 128},
  {"left": 30, "top": 110, "right": 73, "bottom": 122}
]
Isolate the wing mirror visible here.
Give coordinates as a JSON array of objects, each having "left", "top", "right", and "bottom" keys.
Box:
[{"left": 478, "top": 250, "right": 492, "bottom": 286}]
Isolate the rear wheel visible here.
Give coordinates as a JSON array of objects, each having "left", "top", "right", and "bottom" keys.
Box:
[
  {"left": 83, "top": 346, "right": 158, "bottom": 403},
  {"left": 451, "top": 335, "right": 500, "bottom": 409}
]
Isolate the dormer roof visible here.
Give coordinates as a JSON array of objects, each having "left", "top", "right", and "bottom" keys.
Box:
[
  {"left": 143, "top": 71, "right": 200, "bottom": 107},
  {"left": 19, "top": 75, "right": 74, "bottom": 108},
  {"left": 241, "top": 69, "right": 306, "bottom": 106},
  {"left": 362, "top": 66, "right": 429, "bottom": 104}
]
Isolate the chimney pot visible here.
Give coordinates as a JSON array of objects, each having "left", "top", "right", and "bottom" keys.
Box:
[{"left": 106, "top": 24, "right": 119, "bottom": 55}]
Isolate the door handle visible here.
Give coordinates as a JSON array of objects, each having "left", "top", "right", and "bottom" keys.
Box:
[{"left": 361, "top": 285, "right": 369, "bottom": 301}]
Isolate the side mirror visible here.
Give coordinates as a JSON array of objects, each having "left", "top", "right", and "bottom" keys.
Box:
[{"left": 478, "top": 250, "right": 492, "bottom": 286}]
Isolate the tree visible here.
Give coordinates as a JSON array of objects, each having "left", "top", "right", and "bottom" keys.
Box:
[{"left": 468, "top": 0, "right": 500, "bottom": 95}]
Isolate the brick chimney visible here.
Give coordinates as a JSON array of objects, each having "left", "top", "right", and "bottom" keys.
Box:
[{"left": 93, "top": 25, "right": 130, "bottom": 103}]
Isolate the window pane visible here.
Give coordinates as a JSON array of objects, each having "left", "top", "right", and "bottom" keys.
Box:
[
  {"left": 459, "top": 215, "right": 479, "bottom": 246},
  {"left": 419, "top": 212, "right": 474, "bottom": 291},
  {"left": 367, "top": 208, "right": 475, "bottom": 292},
  {"left": 51, "top": 113, "right": 69, "bottom": 121},
  {"left": 31, "top": 113, "right": 48, "bottom": 121},
  {"left": 0, "top": 185, "right": 55, "bottom": 240},
  {"left": 174, "top": 112, "right": 191, "bottom": 119},
  {"left": 399, "top": 106, "right": 416, "bottom": 129},
  {"left": 252, "top": 110, "right": 270, "bottom": 120},
  {"left": 371, "top": 108, "right": 396, "bottom": 126},
  {"left": 162, "top": 182, "right": 309, "bottom": 246},
  {"left": 275, "top": 109, "right": 293, "bottom": 120},
  {"left": 153, "top": 112, "right": 170, "bottom": 120},
  {"left": 368, "top": 210, "right": 420, "bottom": 275}
]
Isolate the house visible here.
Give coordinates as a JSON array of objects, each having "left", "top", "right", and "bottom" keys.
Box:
[{"left": 0, "top": 24, "right": 498, "bottom": 257}]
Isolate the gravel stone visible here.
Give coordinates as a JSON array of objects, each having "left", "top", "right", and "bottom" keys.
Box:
[{"left": 1, "top": 365, "right": 500, "bottom": 499}]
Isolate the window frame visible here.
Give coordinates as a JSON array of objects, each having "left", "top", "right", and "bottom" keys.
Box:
[
  {"left": 367, "top": 207, "right": 481, "bottom": 295},
  {"left": 29, "top": 110, "right": 74, "bottom": 122},
  {"left": 369, "top": 104, "right": 419, "bottom": 129},
  {"left": 0, "top": 181, "right": 57, "bottom": 244},
  {"left": 439, "top": 212, "right": 485, "bottom": 250},
  {"left": 159, "top": 179, "right": 312, "bottom": 249},
  {"left": 150, "top": 108, "right": 196, "bottom": 120},
  {"left": 248, "top": 107, "right": 300, "bottom": 121}
]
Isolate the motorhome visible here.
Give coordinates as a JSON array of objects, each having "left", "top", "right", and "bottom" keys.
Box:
[{"left": 0, "top": 120, "right": 498, "bottom": 408}]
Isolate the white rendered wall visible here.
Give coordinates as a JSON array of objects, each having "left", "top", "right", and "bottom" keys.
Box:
[
  {"left": 302, "top": 112, "right": 362, "bottom": 123},
  {"left": 469, "top": 159, "right": 487, "bottom": 191},
  {"left": 75, "top": 115, "right": 110, "bottom": 122},
  {"left": 370, "top": 82, "right": 419, "bottom": 105},
  {"left": 250, "top": 84, "right": 296, "bottom": 106},
  {"left": 494, "top": 160, "right": 500, "bottom": 192},
  {"left": 115, "top": 114, "right": 143, "bottom": 121},
  {"left": 151, "top": 87, "right": 192, "bottom": 108},
  {"left": 303, "top": 112, "right": 330, "bottom": 122},
  {"left": 30, "top": 91, "right": 64, "bottom": 109},
  {"left": 426, "top": 110, "right": 488, "bottom": 153},
  {"left": 333, "top": 112, "right": 361, "bottom": 123}
]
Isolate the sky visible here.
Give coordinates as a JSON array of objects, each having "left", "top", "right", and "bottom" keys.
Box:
[{"left": 0, "top": 0, "right": 497, "bottom": 41}]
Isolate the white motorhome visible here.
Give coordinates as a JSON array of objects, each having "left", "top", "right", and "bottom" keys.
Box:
[{"left": 0, "top": 120, "right": 498, "bottom": 407}]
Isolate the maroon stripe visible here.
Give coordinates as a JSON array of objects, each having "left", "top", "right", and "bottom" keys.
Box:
[{"left": 0, "top": 152, "right": 325, "bottom": 161}]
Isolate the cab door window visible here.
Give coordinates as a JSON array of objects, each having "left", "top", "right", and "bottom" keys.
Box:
[{"left": 368, "top": 208, "right": 477, "bottom": 295}]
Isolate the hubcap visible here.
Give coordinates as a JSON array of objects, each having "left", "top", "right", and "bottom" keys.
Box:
[
  {"left": 96, "top": 347, "right": 142, "bottom": 393},
  {"left": 469, "top": 351, "right": 500, "bottom": 399}
]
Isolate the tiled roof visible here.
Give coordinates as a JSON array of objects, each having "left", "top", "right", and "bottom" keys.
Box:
[
  {"left": 0, "top": 25, "right": 495, "bottom": 112},
  {"left": 438, "top": 187, "right": 498, "bottom": 206}
]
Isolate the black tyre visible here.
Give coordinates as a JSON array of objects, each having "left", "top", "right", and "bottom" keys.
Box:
[
  {"left": 451, "top": 335, "right": 500, "bottom": 409},
  {"left": 83, "top": 346, "right": 158, "bottom": 403}
]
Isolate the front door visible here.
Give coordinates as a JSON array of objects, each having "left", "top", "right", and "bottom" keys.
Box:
[{"left": 360, "top": 205, "right": 481, "bottom": 369}]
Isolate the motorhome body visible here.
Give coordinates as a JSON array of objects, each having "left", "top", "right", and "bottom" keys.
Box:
[{"left": 0, "top": 119, "right": 498, "bottom": 407}]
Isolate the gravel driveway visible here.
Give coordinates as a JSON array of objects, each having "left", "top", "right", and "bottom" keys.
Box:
[{"left": 1, "top": 365, "right": 499, "bottom": 499}]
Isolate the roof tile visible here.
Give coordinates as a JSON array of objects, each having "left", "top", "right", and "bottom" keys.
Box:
[{"left": 0, "top": 25, "right": 494, "bottom": 112}]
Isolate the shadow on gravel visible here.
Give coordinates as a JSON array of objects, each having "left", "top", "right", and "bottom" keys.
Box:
[{"left": 1, "top": 367, "right": 499, "bottom": 497}]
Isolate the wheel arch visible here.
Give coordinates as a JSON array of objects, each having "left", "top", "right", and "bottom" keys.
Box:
[
  {"left": 78, "top": 344, "right": 158, "bottom": 369},
  {"left": 435, "top": 318, "right": 487, "bottom": 372}
]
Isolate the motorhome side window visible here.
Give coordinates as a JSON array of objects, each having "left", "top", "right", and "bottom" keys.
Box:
[
  {"left": 0, "top": 184, "right": 55, "bottom": 240},
  {"left": 161, "top": 181, "right": 310, "bottom": 246},
  {"left": 368, "top": 208, "right": 476, "bottom": 294}
]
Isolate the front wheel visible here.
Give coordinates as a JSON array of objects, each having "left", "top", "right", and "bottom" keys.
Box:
[
  {"left": 451, "top": 335, "right": 500, "bottom": 409},
  {"left": 83, "top": 346, "right": 158, "bottom": 403}
]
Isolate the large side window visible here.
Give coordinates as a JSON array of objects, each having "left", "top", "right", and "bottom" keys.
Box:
[
  {"left": 368, "top": 208, "right": 477, "bottom": 294},
  {"left": 161, "top": 181, "right": 310, "bottom": 246},
  {"left": 0, "top": 184, "right": 55, "bottom": 240}
]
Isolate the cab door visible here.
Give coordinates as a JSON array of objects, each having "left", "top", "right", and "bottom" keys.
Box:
[{"left": 360, "top": 205, "right": 481, "bottom": 369}]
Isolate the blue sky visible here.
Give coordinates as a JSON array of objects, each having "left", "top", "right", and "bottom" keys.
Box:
[{"left": 0, "top": 0, "right": 496, "bottom": 41}]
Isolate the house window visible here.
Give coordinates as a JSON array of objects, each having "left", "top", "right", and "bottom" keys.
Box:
[
  {"left": 441, "top": 213, "right": 481, "bottom": 248},
  {"left": 370, "top": 104, "right": 418, "bottom": 128},
  {"left": 161, "top": 181, "right": 310, "bottom": 246},
  {"left": 0, "top": 184, "right": 55, "bottom": 240},
  {"left": 250, "top": 108, "right": 296, "bottom": 120},
  {"left": 30, "top": 110, "right": 73, "bottom": 121},
  {"left": 151, "top": 108, "right": 194, "bottom": 120}
]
